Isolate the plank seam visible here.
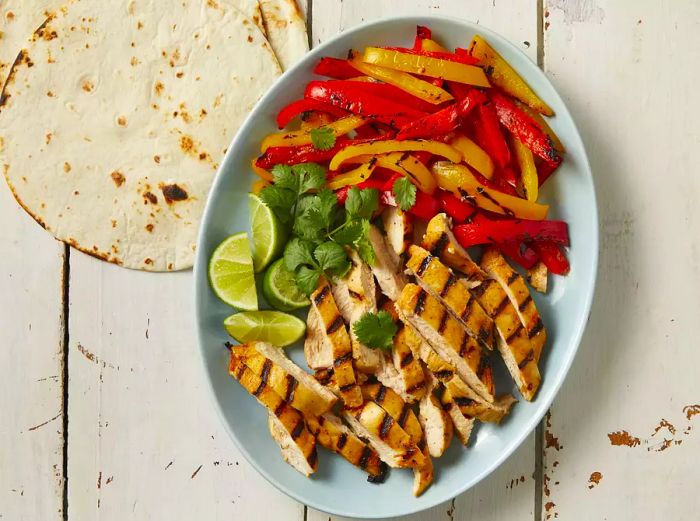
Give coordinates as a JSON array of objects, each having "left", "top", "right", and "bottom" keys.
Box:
[{"left": 61, "top": 245, "right": 70, "bottom": 521}]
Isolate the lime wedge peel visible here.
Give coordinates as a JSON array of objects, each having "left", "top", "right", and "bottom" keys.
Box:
[
  {"left": 249, "top": 193, "right": 287, "bottom": 273},
  {"left": 263, "top": 258, "right": 309, "bottom": 311},
  {"left": 208, "top": 232, "right": 258, "bottom": 311}
]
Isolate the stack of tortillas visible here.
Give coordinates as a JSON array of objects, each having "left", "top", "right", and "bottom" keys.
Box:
[{"left": 0, "top": 0, "right": 308, "bottom": 271}]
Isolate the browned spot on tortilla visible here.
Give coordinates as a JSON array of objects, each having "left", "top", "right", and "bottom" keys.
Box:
[
  {"left": 111, "top": 219, "right": 117, "bottom": 228},
  {"left": 144, "top": 258, "right": 153, "bottom": 265},
  {"left": 130, "top": 56, "right": 139, "bottom": 66},
  {"left": 178, "top": 102, "right": 192, "bottom": 123},
  {"left": 81, "top": 80, "right": 94, "bottom": 92},
  {"left": 145, "top": 224, "right": 154, "bottom": 232},
  {"left": 153, "top": 155, "right": 160, "bottom": 164},
  {"left": 160, "top": 183, "right": 188, "bottom": 204},
  {"left": 588, "top": 471, "right": 602, "bottom": 489},
  {"left": 180, "top": 135, "right": 194, "bottom": 153},
  {"left": 684, "top": 405, "right": 700, "bottom": 420},
  {"left": 117, "top": 116, "right": 127, "bottom": 126},
  {"left": 45, "top": 133, "right": 53, "bottom": 144},
  {"left": 47, "top": 90, "right": 55, "bottom": 97},
  {"left": 154, "top": 81, "right": 164, "bottom": 96},
  {"left": 131, "top": 41, "right": 135, "bottom": 48},
  {"left": 74, "top": 190, "right": 79, "bottom": 195},
  {"left": 63, "top": 162, "right": 71, "bottom": 173},
  {"left": 137, "top": 20, "right": 144, "bottom": 30},
  {"left": 608, "top": 430, "right": 640, "bottom": 447},
  {"left": 199, "top": 108, "right": 207, "bottom": 119},
  {"left": 6, "top": 11, "right": 15, "bottom": 21},
  {"left": 110, "top": 171, "right": 125, "bottom": 187},
  {"left": 143, "top": 191, "right": 158, "bottom": 204},
  {"left": 213, "top": 93, "right": 223, "bottom": 107},
  {"left": 206, "top": 44, "right": 211, "bottom": 50},
  {"left": 198, "top": 152, "right": 209, "bottom": 161},
  {"left": 247, "top": 35, "right": 253, "bottom": 43},
  {"left": 176, "top": 71, "right": 184, "bottom": 78},
  {"left": 151, "top": 103, "right": 159, "bottom": 110},
  {"left": 36, "top": 26, "right": 58, "bottom": 41},
  {"left": 0, "top": 137, "right": 4, "bottom": 153},
  {"left": 206, "top": 0, "right": 219, "bottom": 7}
]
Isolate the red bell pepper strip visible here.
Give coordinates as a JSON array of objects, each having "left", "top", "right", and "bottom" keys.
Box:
[
  {"left": 396, "top": 89, "right": 486, "bottom": 140},
  {"left": 276, "top": 98, "right": 348, "bottom": 129},
  {"left": 445, "top": 80, "right": 473, "bottom": 101},
  {"left": 380, "top": 46, "right": 480, "bottom": 65},
  {"left": 438, "top": 191, "right": 477, "bottom": 222},
  {"left": 304, "top": 81, "right": 430, "bottom": 127},
  {"left": 414, "top": 25, "right": 432, "bottom": 48},
  {"left": 313, "top": 57, "right": 361, "bottom": 79},
  {"left": 335, "top": 180, "right": 393, "bottom": 206},
  {"left": 406, "top": 189, "right": 442, "bottom": 220},
  {"left": 336, "top": 79, "right": 439, "bottom": 113},
  {"left": 474, "top": 100, "right": 511, "bottom": 169},
  {"left": 497, "top": 241, "right": 539, "bottom": 269},
  {"left": 453, "top": 216, "right": 569, "bottom": 247},
  {"left": 537, "top": 158, "right": 561, "bottom": 186},
  {"left": 256, "top": 137, "right": 381, "bottom": 169},
  {"left": 530, "top": 240, "right": 570, "bottom": 275},
  {"left": 490, "top": 91, "right": 562, "bottom": 165},
  {"left": 471, "top": 169, "right": 519, "bottom": 197},
  {"left": 382, "top": 172, "right": 403, "bottom": 192},
  {"left": 412, "top": 151, "right": 432, "bottom": 164},
  {"left": 498, "top": 165, "right": 519, "bottom": 190}
]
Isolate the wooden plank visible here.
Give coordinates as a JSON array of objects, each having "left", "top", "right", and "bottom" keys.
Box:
[
  {"left": 309, "top": 1, "right": 538, "bottom": 518},
  {"left": 0, "top": 180, "right": 65, "bottom": 519},
  {"left": 542, "top": 1, "right": 700, "bottom": 519}
]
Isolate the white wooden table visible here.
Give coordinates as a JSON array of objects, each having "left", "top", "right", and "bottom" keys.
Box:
[{"left": 3, "top": 0, "right": 700, "bottom": 519}]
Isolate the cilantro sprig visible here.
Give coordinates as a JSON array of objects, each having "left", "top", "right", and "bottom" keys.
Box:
[
  {"left": 353, "top": 311, "right": 398, "bottom": 351},
  {"left": 310, "top": 126, "right": 337, "bottom": 151},
  {"left": 392, "top": 176, "right": 417, "bottom": 211}
]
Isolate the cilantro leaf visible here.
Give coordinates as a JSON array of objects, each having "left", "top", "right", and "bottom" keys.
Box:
[
  {"left": 331, "top": 218, "right": 365, "bottom": 245},
  {"left": 292, "top": 162, "right": 327, "bottom": 193},
  {"left": 352, "top": 311, "right": 398, "bottom": 350},
  {"left": 355, "top": 235, "right": 377, "bottom": 266},
  {"left": 345, "top": 187, "right": 379, "bottom": 219},
  {"left": 296, "top": 266, "right": 321, "bottom": 296},
  {"left": 310, "top": 126, "right": 337, "bottom": 151},
  {"left": 284, "top": 238, "right": 316, "bottom": 272},
  {"left": 314, "top": 241, "right": 351, "bottom": 278},
  {"left": 259, "top": 185, "right": 295, "bottom": 224},
  {"left": 392, "top": 177, "right": 417, "bottom": 211},
  {"left": 315, "top": 188, "right": 339, "bottom": 225},
  {"left": 294, "top": 208, "right": 326, "bottom": 242},
  {"left": 271, "top": 164, "right": 298, "bottom": 192}
]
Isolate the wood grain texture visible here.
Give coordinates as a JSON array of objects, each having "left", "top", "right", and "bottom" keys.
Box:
[
  {"left": 309, "top": 1, "right": 538, "bottom": 518},
  {"left": 542, "top": 0, "right": 700, "bottom": 519},
  {"left": 0, "top": 181, "right": 65, "bottom": 520}
]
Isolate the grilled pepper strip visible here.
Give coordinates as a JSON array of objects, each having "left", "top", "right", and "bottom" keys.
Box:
[
  {"left": 413, "top": 25, "right": 433, "bottom": 49},
  {"left": 449, "top": 135, "right": 495, "bottom": 179},
  {"left": 406, "top": 190, "right": 442, "bottom": 220},
  {"left": 343, "top": 152, "right": 437, "bottom": 194},
  {"left": 261, "top": 115, "right": 366, "bottom": 152},
  {"left": 475, "top": 101, "right": 511, "bottom": 169},
  {"left": 256, "top": 137, "right": 380, "bottom": 169},
  {"left": 453, "top": 217, "right": 569, "bottom": 247},
  {"left": 304, "top": 80, "right": 428, "bottom": 127},
  {"left": 276, "top": 98, "right": 348, "bottom": 129},
  {"left": 496, "top": 241, "right": 539, "bottom": 269},
  {"left": 313, "top": 57, "right": 362, "bottom": 79},
  {"left": 348, "top": 54, "right": 453, "bottom": 105},
  {"left": 469, "top": 34, "right": 554, "bottom": 116},
  {"left": 251, "top": 158, "right": 273, "bottom": 182},
  {"left": 396, "top": 89, "right": 486, "bottom": 141},
  {"left": 516, "top": 101, "right": 565, "bottom": 153},
  {"left": 327, "top": 160, "right": 377, "bottom": 190},
  {"left": 512, "top": 136, "right": 539, "bottom": 202},
  {"left": 530, "top": 240, "right": 570, "bottom": 275},
  {"left": 362, "top": 47, "right": 490, "bottom": 87},
  {"left": 300, "top": 112, "right": 334, "bottom": 131},
  {"left": 438, "top": 191, "right": 477, "bottom": 222},
  {"left": 490, "top": 91, "right": 561, "bottom": 165},
  {"left": 432, "top": 161, "right": 549, "bottom": 220},
  {"left": 380, "top": 46, "right": 480, "bottom": 65},
  {"left": 330, "top": 139, "right": 461, "bottom": 171}
]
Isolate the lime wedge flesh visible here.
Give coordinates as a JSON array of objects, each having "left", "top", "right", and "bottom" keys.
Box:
[
  {"left": 224, "top": 311, "right": 306, "bottom": 346},
  {"left": 208, "top": 232, "right": 258, "bottom": 310},
  {"left": 263, "top": 259, "right": 309, "bottom": 311},
  {"left": 249, "top": 193, "right": 286, "bottom": 272}
]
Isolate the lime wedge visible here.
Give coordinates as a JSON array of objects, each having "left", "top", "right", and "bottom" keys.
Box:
[
  {"left": 208, "top": 232, "right": 258, "bottom": 310},
  {"left": 263, "top": 258, "right": 309, "bottom": 311},
  {"left": 224, "top": 311, "right": 306, "bottom": 346},
  {"left": 249, "top": 193, "right": 287, "bottom": 272}
]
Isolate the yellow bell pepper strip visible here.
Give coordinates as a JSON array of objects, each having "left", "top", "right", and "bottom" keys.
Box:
[
  {"left": 362, "top": 47, "right": 491, "bottom": 88},
  {"left": 329, "top": 139, "right": 462, "bottom": 170},
  {"left": 327, "top": 160, "right": 377, "bottom": 190},
  {"left": 251, "top": 179, "right": 270, "bottom": 194},
  {"left": 449, "top": 135, "right": 495, "bottom": 179},
  {"left": 251, "top": 158, "right": 273, "bottom": 182},
  {"left": 300, "top": 111, "right": 334, "bottom": 131},
  {"left": 431, "top": 161, "right": 549, "bottom": 220},
  {"left": 348, "top": 54, "right": 453, "bottom": 105},
  {"left": 420, "top": 38, "right": 448, "bottom": 53},
  {"left": 515, "top": 101, "right": 565, "bottom": 153},
  {"left": 261, "top": 115, "right": 366, "bottom": 152},
  {"left": 469, "top": 34, "right": 554, "bottom": 116},
  {"left": 341, "top": 152, "right": 437, "bottom": 194},
  {"left": 512, "top": 136, "right": 538, "bottom": 202}
]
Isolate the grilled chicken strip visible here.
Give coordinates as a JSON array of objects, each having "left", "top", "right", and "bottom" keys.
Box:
[
  {"left": 331, "top": 252, "right": 383, "bottom": 373},
  {"left": 362, "top": 382, "right": 433, "bottom": 496},
  {"left": 304, "top": 308, "right": 333, "bottom": 370},
  {"left": 229, "top": 354, "right": 317, "bottom": 475},
  {"left": 311, "top": 280, "right": 363, "bottom": 407},
  {"left": 305, "top": 413, "right": 386, "bottom": 481},
  {"left": 382, "top": 206, "right": 413, "bottom": 256},
  {"left": 236, "top": 342, "right": 337, "bottom": 417},
  {"left": 396, "top": 283, "right": 494, "bottom": 402},
  {"left": 367, "top": 225, "right": 406, "bottom": 300},
  {"left": 422, "top": 214, "right": 540, "bottom": 401},
  {"left": 343, "top": 401, "right": 425, "bottom": 469},
  {"left": 440, "top": 386, "right": 475, "bottom": 446},
  {"left": 527, "top": 261, "right": 548, "bottom": 294},
  {"left": 406, "top": 245, "right": 494, "bottom": 350},
  {"left": 419, "top": 372, "right": 453, "bottom": 457}
]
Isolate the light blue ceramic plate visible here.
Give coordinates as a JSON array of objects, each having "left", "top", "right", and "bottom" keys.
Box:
[{"left": 194, "top": 16, "right": 597, "bottom": 519}]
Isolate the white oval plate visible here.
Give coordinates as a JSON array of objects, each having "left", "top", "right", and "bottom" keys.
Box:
[{"left": 194, "top": 15, "right": 598, "bottom": 519}]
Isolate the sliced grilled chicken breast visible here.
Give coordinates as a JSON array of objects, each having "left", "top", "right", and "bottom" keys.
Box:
[
  {"left": 236, "top": 342, "right": 337, "bottom": 416},
  {"left": 421, "top": 213, "right": 486, "bottom": 283},
  {"left": 367, "top": 225, "right": 406, "bottom": 300},
  {"left": 304, "top": 308, "right": 333, "bottom": 370},
  {"left": 229, "top": 354, "right": 317, "bottom": 475},
  {"left": 526, "top": 261, "right": 548, "bottom": 294},
  {"left": 382, "top": 206, "right": 413, "bottom": 256},
  {"left": 396, "top": 283, "right": 494, "bottom": 402},
  {"left": 343, "top": 401, "right": 424, "bottom": 469},
  {"left": 416, "top": 341, "right": 516, "bottom": 423},
  {"left": 481, "top": 247, "right": 547, "bottom": 361},
  {"left": 311, "top": 280, "right": 363, "bottom": 407},
  {"left": 305, "top": 413, "right": 386, "bottom": 480},
  {"left": 419, "top": 372, "right": 453, "bottom": 457},
  {"left": 406, "top": 245, "right": 494, "bottom": 350},
  {"left": 331, "top": 252, "right": 383, "bottom": 373},
  {"left": 421, "top": 216, "right": 541, "bottom": 401},
  {"left": 440, "top": 386, "right": 475, "bottom": 446},
  {"left": 374, "top": 355, "right": 418, "bottom": 403}
]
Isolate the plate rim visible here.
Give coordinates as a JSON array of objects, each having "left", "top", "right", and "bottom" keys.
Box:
[{"left": 194, "top": 14, "right": 599, "bottom": 519}]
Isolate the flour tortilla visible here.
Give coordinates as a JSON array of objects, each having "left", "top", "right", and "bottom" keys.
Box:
[
  {"left": 259, "top": 0, "right": 309, "bottom": 70},
  {"left": 0, "top": 0, "right": 281, "bottom": 271}
]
